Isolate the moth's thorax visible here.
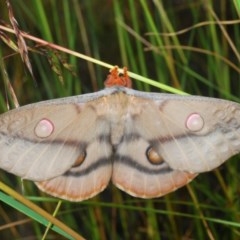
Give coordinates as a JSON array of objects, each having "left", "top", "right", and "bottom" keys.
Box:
[
  {"left": 91, "top": 92, "right": 141, "bottom": 117},
  {"left": 88, "top": 92, "right": 144, "bottom": 145}
]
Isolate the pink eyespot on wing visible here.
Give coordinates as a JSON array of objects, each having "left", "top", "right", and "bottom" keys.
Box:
[
  {"left": 34, "top": 119, "right": 54, "bottom": 138},
  {"left": 186, "top": 113, "right": 204, "bottom": 132}
]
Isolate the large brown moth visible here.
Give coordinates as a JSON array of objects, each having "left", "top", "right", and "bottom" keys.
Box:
[{"left": 0, "top": 66, "right": 239, "bottom": 201}]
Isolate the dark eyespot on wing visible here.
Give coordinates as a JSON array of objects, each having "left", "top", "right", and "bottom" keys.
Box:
[
  {"left": 72, "top": 151, "right": 86, "bottom": 168},
  {"left": 146, "top": 146, "right": 164, "bottom": 165}
]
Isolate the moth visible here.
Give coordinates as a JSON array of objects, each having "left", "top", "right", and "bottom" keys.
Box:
[{"left": 0, "top": 66, "right": 239, "bottom": 201}]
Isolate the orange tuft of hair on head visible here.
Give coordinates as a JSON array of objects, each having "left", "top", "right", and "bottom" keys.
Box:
[{"left": 104, "top": 66, "right": 132, "bottom": 88}]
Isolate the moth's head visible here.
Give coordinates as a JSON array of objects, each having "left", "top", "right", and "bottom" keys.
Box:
[{"left": 104, "top": 66, "right": 132, "bottom": 89}]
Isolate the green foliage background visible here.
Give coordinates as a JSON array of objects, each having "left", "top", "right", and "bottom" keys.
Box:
[{"left": 0, "top": 1, "right": 240, "bottom": 239}]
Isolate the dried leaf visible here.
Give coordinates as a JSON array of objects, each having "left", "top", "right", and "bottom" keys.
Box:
[{"left": 6, "top": 0, "right": 35, "bottom": 80}]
